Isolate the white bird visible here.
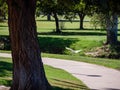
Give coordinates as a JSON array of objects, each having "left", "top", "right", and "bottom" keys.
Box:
[{"left": 65, "top": 47, "right": 82, "bottom": 54}]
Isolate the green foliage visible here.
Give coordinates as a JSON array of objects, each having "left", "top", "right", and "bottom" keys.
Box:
[
  {"left": 37, "top": 0, "right": 65, "bottom": 16},
  {"left": 0, "top": 1, "right": 8, "bottom": 20},
  {"left": 89, "top": 0, "right": 120, "bottom": 14},
  {"left": 0, "top": 36, "right": 10, "bottom": 50},
  {"left": 90, "top": 13, "right": 106, "bottom": 30}
]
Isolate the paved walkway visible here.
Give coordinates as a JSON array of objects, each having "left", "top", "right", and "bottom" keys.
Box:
[{"left": 0, "top": 53, "right": 120, "bottom": 90}]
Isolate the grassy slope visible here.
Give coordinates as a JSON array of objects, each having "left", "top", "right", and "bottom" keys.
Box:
[
  {"left": 0, "top": 57, "right": 89, "bottom": 90},
  {"left": 42, "top": 53, "right": 120, "bottom": 70}
]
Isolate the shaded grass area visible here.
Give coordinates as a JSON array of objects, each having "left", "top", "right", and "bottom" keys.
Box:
[
  {"left": 34, "top": 36, "right": 103, "bottom": 55},
  {"left": 42, "top": 53, "right": 120, "bottom": 70},
  {"left": 0, "top": 35, "right": 103, "bottom": 55},
  {"left": 0, "top": 58, "right": 12, "bottom": 86},
  {"left": 37, "top": 31, "right": 107, "bottom": 36},
  {"left": 38, "top": 37, "right": 78, "bottom": 54},
  {"left": 0, "top": 57, "right": 89, "bottom": 90}
]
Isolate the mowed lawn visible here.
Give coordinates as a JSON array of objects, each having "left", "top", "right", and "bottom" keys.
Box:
[
  {"left": 0, "top": 57, "right": 89, "bottom": 90},
  {"left": 0, "top": 16, "right": 120, "bottom": 69},
  {"left": 0, "top": 16, "right": 120, "bottom": 89}
]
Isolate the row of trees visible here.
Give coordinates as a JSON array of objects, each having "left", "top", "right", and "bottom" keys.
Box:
[
  {"left": 0, "top": 0, "right": 120, "bottom": 90},
  {"left": 37, "top": 0, "right": 120, "bottom": 45},
  {"left": 1, "top": 0, "right": 119, "bottom": 45},
  {"left": 36, "top": 0, "right": 88, "bottom": 32}
]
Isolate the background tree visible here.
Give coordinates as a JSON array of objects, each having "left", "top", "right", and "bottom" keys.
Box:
[
  {"left": 73, "top": 0, "right": 86, "bottom": 30},
  {"left": 38, "top": 0, "right": 64, "bottom": 33},
  {"left": 7, "top": 0, "right": 51, "bottom": 90},
  {"left": 86, "top": 0, "right": 120, "bottom": 45},
  {"left": 0, "top": 1, "right": 8, "bottom": 20}
]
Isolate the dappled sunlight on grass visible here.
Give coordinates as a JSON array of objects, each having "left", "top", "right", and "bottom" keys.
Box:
[
  {"left": 0, "top": 57, "right": 89, "bottom": 90},
  {"left": 44, "top": 65, "right": 89, "bottom": 90}
]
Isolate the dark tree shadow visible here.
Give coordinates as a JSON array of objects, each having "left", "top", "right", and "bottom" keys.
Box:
[
  {"left": 62, "top": 28, "right": 105, "bottom": 31},
  {"left": 0, "top": 25, "right": 8, "bottom": 28},
  {"left": 37, "top": 31, "right": 108, "bottom": 36},
  {"left": 0, "top": 61, "right": 12, "bottom": 77},
  {"left": 52, "top": 86, "right": 72, "bottom": 90},
  {"left": 51, "top": 79, "right": 89, "bottom": 90},
  {"left": 38, "top": 37, "right": 78, "bottom": 54},
  {"left": 0, "top": 61, "right": 12, "bottom": 86},
  {"left": 72, "top": 73, "right": 102, "bottom": 77}
]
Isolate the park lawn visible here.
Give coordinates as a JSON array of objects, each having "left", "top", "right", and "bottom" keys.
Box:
[
  {"left": 0, "top": 17, "right": 120, "bottom": 70},
  {"left": 0, "top": 57, "right": 89, "bottom": 90}
]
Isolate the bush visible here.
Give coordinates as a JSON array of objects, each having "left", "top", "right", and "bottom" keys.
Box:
[
  {"left": 0, "top": 36, "right": 11, "bottom": 50},
  {"left": 85, "top": 44, "right": 120, "bottom": 59}
]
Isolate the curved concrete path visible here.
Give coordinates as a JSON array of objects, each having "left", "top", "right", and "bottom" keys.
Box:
[
  {"left": 0, "top": 53, "right": 120, "bottom": 90},
  {"left": 43, "top": 58, "right": 120, "bottom": 90}
]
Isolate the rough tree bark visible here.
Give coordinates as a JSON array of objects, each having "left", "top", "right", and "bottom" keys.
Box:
[
  {"left": 106, "top": 12, "right": 118, "bottom": 45},
  {"left": 7, "top": 0, "right": 51, "bottom": 90}
]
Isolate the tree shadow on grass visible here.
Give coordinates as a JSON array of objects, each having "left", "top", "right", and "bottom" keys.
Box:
[
  {"left": 0, "top": 25, "right": 8, "bottom": 28},
  {"left": 52, "top": 86, "right": 72, "bottom": 90},
  {"left": 0, "top": 61, "right": 88, "bottom": 89},
  {"left": 51, "top": 79, "right": 89, "bottom": 90},
  {"left": 62, "top": 28, "right": 105, "bottom": 31},
  {"left": 37, "top": 31, "right": 108, "bottom": 36},
  {"left": 0, "top": 61, "right": 12, "bottom": 77},
  {"left": 38, "top": 37, "right": 78, "bottom": 54},
  {"left": 0, "top": 61, "right": 12, "bottom": 86}
]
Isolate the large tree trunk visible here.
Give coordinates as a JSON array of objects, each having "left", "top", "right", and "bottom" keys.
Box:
[
  {"left": 106, "top": 13, "right": 118, "bottom": 45},
  {"left": 78, "top": 13, "right": 85, "bottom": 30},
  {"left": 53, "top": 12, "right": 61, "bottom": 33},
  {"left": 7, "top": 0, "right": 51, "bottom": 90}
]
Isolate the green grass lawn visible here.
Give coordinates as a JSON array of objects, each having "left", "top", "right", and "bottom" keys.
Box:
[
  {"left": 0, "top": 57, "right": 89, "bottom": 90},
  {"left": 0, "top": 17, "right": 120, "bottom": 89},
  {"left": 0, "top": 16, "right": 120, "bottom": 69}
]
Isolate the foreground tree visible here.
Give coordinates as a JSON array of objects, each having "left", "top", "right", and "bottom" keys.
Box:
[{"left": 7, "top": 0, "right": 51, "bottom": 90}]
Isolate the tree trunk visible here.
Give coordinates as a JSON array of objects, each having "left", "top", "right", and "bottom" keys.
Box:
[
  {"left": 47, "top": 14, "right": 51, "bottom": 21},
  {"left": 53, "top": 12, "right": 61, "bottom": 33},
  {"left": 78, "top": 13, "right": 85, "bottom": 30},
  {"left": 7, "top": 0, "right": 51, "bottom": 90},
  {"left": 106, "top": 13, "right": 118, "bottom": 45}
]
